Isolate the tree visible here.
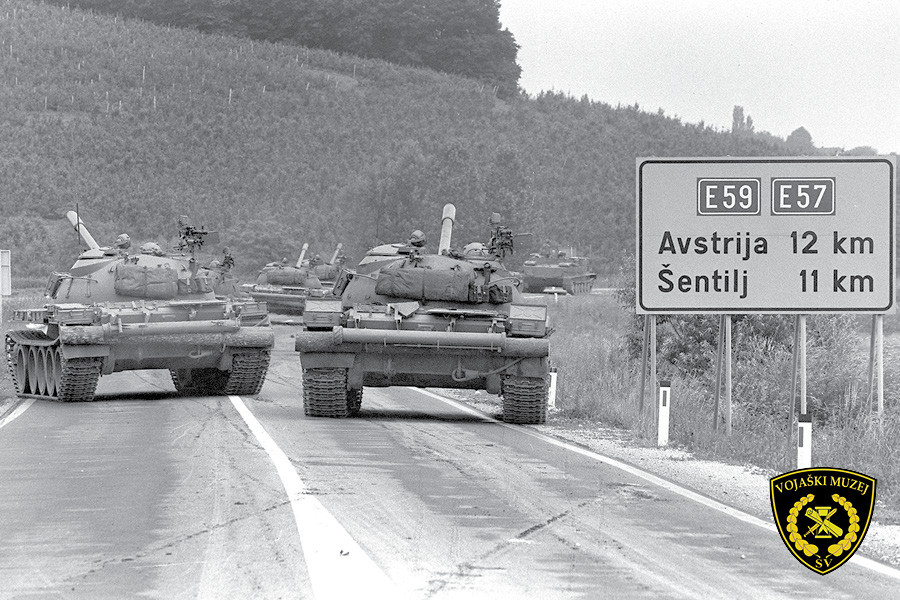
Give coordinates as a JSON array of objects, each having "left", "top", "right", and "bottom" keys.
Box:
[
  {"left": 731, "top": 105, "right": 754, "bottom": 135},
  {"left": 786, "top": 127, "right": 814, "bottom": 153},
  {"left": 55, "top": 0, "right": 522, "bottom": 96}
]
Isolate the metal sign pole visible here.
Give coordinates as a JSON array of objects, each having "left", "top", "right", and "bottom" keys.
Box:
[
  {"left": 799, "top": 315, "right": 807, "bottom": 415},
  {"left": 650, "top": 315, "right": 657, "bottom": 427},
  {"left": 797, "top": 315, "right": 810, "bottom": 468},
  {"left": 787, "top": 315, "right": 800, "bottom": 466},
  {"left": 866, "top": 315, "right": 877, "bottom": 411},
  {"left": 639, "top": 315, "right": 649, "bottom": 414},
  {"left": 876, "top": 314, "right": 884, "bottom": 417},
  {"left": 724, "top": 315, "right": 732, "bottom": 436},
  {"left": 713, "top": 315, "right": 724, "bottom": 432}
]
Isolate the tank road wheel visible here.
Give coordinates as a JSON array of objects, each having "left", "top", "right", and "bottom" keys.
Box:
[
  {"left": 6, "top": 332, "right": 100, "bottom": 401},
  {"left": 346, "top": 388, "right": 363, "bottom": 416},
  {"left": 302, "top": 367, "right": 350, "bottom": 418},
  {"left": 224, "top": 349, "right": 271, "bottom": 396},
  {"left": 501, "top": 375, "right": 549, "bottom": 425},
  {"left": 171, "top": 368, "right": 229, "bottom": 396},
  {"left": 13, "top": 345, "right": 29, "bottom": 395}
]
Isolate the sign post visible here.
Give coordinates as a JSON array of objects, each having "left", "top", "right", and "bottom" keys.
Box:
[
  {"left": 0, "top": 250, "right": 10, "bottom": 326},
  {"left": 657, "top": 380, "right": 671, "bottom": 447},
  {"left": 797, "top": 413, "right": 812, "bottom": 469}
]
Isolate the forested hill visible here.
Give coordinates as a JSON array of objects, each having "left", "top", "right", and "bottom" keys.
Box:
[{"left": 0, "top": 1, "right": 866, "bottom": 280}]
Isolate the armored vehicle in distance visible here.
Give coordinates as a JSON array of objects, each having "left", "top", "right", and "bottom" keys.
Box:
[
  {"left": 245, "top": 243, "right": 344, "bottom": 314},
  {"left": 295, "top": 204, "right": 551, "bottom": 424},
  {"left": 522, "top": 243, "right": 596, "bottom": 295},
  {"left": 5, "top": 212, "right": 274, "bottom": 401}
]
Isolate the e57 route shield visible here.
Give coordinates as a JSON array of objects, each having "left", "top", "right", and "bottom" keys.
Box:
[{"left": 770, "top": 467, "right": 876, "bottom": 575}]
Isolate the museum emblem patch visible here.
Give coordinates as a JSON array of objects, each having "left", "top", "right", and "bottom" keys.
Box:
[{"left": 770, "top": 467, "right": 876, "bottom": 575}]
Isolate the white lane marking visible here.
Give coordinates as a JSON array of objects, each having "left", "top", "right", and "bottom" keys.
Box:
[
  {"left": 229, "top": 396, "right": 401, "bottom": 600},
  {"left": 0, "top": 399, "right": 35, "bottom": 430},
  {"left": 413, "top": 388, "right": 900, "bottom": 581}
]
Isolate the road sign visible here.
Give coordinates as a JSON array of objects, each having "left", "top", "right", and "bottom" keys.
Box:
[
  {"left": 0, "top": 250, "right": 10, "bottom": 296},
  {"left": 637, "top": 157, "right": 895, "bottom": 314}
]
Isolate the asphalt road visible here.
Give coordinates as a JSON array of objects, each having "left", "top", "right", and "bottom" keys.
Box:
[{"left": 1, "top": 325, "right": 898, "bottom": 599}]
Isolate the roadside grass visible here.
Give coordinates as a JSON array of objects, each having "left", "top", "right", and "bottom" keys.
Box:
[{"left": 547, "top": 292, "right": 900, "bottom": 511}]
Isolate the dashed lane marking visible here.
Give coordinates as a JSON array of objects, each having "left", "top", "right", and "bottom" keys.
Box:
[
  {"left": 413, "top": 387, "right": 900, "bottom": 581},
  {"left": 229, "top": 396, "right": 402, "bottom": 600}
]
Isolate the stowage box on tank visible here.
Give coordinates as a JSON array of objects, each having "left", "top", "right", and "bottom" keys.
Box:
[
  {"left": 5, "top": 211, "right": 274, "bottom": 401},
  {"left": 295, "top": 204, "right": 552, "bottom": 424}
]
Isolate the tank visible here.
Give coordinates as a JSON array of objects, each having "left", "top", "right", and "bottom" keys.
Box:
[
  {"left": 4, "top": 212, "right": 274, "bottom": 401},
  {"left": 522, "top": 242, "right": 596, "bottom": 294},
  {"left": 295, "top": 204, "right": 552, "bottom": 424},
  {"left": 244, "top": 243, "right": 345, "bottom": 314}
]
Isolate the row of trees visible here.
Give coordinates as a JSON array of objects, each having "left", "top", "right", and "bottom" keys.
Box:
[{"left": 51, "top": 0, "right": 522, "bottom": 96}]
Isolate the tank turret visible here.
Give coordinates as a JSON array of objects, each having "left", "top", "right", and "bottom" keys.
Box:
[
  {"left": 5, "top": 212, "right": 274, "bottom": 401},
  {"left": 295, "top": 204, "right": 551, "bottom": 424}
]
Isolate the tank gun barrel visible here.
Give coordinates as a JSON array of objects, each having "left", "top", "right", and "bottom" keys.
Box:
[
  {"left": 438, "top": 203, "right": 456, "bottom": 255},
  {"left": 329, "top": 243, "right": 343, "bottom": 265},
  {"left": 65, "top": 210, "right": 100, "bottom": 250},
  {"left": 296, "top": 243, "right": 309, "bottom": 268}
]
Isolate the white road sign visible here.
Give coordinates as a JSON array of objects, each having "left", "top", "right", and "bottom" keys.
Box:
[
  {"left": 637, "top": 157, "right": 895, "bottom": 314},
  {"left": 0, "top": 250, "right": 10, "bottom": 296}
]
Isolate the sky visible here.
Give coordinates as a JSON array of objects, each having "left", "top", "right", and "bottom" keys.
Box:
[{"left": 498, "top": 0, "right": 899, "bottom": 154}]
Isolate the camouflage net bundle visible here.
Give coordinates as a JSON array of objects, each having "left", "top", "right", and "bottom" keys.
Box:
[
  {"left": 374, "top": 267, "right": 473, "bottom": 301},
  {"left": 114, "top": 263, "right": 179, "bottom": 299},
  {"left": 265, "top": 267, "right": 310, "bottom": 286}
]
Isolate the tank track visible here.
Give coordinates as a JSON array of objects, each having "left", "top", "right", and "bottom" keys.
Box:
[
  {"left": 302, "top": 367, "right": 350, "bottom": 417},
  {"left": 170, "top": 348, "right": 270, "bottom": 396},
  {"left": 6, "top": 331, "right": 102, "bottom": 402},
  {"left": 501, "top": 375, "right": 549, "bottom": 425},
  {"left": 346, "top": 388, "right": 363, "bottom": 416},
  {"left": 224, "top": 349, "right": 271, "bottom": 395}
]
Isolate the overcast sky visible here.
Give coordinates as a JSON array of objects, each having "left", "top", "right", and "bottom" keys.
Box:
[{"left": 498, "top": 0, "right": 899, "bottom": 154}]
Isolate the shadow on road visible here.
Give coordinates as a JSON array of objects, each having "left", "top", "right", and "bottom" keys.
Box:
[
  {"left": 90, "top": 391, "right": 183, "bottom": 402},
  {"left": 350, "top": 408, "right": 498, "bottom": 424}
]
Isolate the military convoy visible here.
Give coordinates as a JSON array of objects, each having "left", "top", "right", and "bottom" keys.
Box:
[
  {"left": 4, "top": 206, "right": 561, "bottom": 425},
  {"left": 4, "top": 212, "right": 274, "bottom": 401},
  {"left": 244, "top": 243, "right": 344, "bottom": 314},
  {"left": 294, "top": 204, "right": 552, "bottom": 424},
  {"left": 522, "top": 243, "right": 596, "bottom": 295}
]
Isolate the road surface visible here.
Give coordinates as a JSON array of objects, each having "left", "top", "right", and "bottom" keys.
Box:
[{"left": 1, "top": 325, "right": 897, "bottom": 599}]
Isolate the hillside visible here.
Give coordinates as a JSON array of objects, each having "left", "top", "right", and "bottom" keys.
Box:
[{"left": 0, "top": 0, "right": 816, "bottom": 280}]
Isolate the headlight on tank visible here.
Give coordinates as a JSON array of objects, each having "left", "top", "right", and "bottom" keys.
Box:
[{"left": 507, "top": 304, "right": 548, "bottom": 337}]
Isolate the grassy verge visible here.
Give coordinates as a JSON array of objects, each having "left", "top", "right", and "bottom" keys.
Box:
[{"left": 547, "top": 292, "right": 900, "bottom": 512}]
